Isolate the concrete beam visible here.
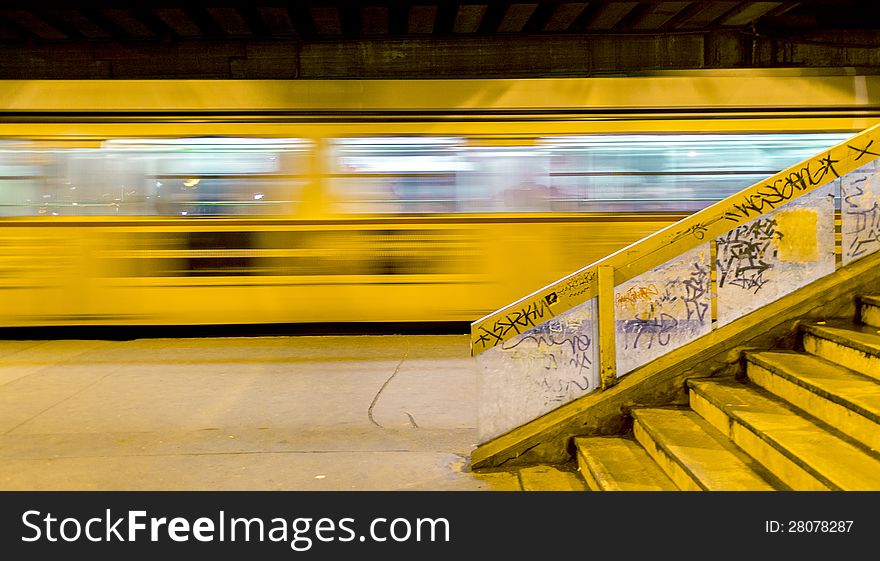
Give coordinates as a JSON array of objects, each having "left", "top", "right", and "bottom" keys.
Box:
[{"left": 0, "top": 30, "right": 876, "bottom": 79}]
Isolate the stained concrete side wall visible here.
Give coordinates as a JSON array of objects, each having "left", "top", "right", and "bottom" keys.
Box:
[{"left": 470, "top": 249, "right": 880, "bottom": 469}]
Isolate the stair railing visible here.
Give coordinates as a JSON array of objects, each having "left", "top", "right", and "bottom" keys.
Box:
[{"left": 472, "top": 123, "right": 880, "bottom": 444}]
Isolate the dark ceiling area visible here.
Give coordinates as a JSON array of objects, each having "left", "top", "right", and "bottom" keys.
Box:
[
  {"left": 0, "top": 2, "right": 877, "bottom": 79},
  {"left": 0, "top": 2, "right": 876, "bottom": 43}
]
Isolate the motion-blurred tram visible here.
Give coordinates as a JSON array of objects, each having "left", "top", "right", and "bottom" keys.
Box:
[{"left": 0, "top": 70, "right": 877, "bottom": 328}]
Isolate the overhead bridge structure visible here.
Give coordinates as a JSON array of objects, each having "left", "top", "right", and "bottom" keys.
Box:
[{"left": 0, "top": 2, "right": 878, "bottom": 79}]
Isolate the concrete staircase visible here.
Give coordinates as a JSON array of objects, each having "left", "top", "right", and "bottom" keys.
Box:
[{"left": 574, "top": 295, "right": 880, "bottom": 491}]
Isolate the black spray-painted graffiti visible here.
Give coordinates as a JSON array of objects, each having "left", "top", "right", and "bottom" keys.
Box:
[
  {"left": 682, "top": 261, "right": 711, "bottom": 322},
  {"left": 672, "top": 222, "right": 709, "bottom": 242},
  {"left": 555, "top": 270, "right": 596, "bottom": 299},
  {"left": 716, "top": 217, "right": 780, "bottom": 293},
  {"left": 617, "top": 255, "right": 710, "bottom": 352},
  {"left": 501, "top": 322, "right": 594, "bottom": 404},
  {"left": 842, "top": 177, "right": 880, "bottom": 258},
  {"left": 474, "top": 299, "right": 555, "bottom": 350},
  {"left": 475, "top": 270, "right": 595, "bottom": 351},
  {"left": 501, "top": 329, "right": 592, "bottom": 375},
  {"left": 670, "top": 216, "right": 729, "bottom": 243},
  {"left": 622, "top": 312, "right": 679, "bottom": 350},
  {"left": 724, "top": 152, "right": 839, "bottom": 223},
  {"left": 848, "top": 140, "right": 880, "bottom": 162},
  {"left": 540, "top": 376, "right": 592, "bottom": 405}
]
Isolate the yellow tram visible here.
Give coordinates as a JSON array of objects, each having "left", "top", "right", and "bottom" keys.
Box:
[{"left": 0, "top": 70, "right": 875, "bottom": 327}]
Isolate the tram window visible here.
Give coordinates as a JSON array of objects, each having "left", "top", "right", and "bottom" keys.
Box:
[
  {"left": 455, "top": 146, "right": 552, "bottom": 213},
  {"left": 0, "top": 144, "right": 148, "bottom": 216},
  {"left": 541, "top": 133, "right": 853, "bottom": 212},
  {"left": 107, "top": 137, "right": 311, "bottom": 216},
  {"left": 328, "top": 137, "right": 557, "bottom": 214},
  {"left": 0, "top": 141, "right": 44, "bottom": 216},
  {"left": 43, "top": 149, "right": 151, "bottom": 215},
  {"left": 327, "top": 137, "right": 467, "bottom": 214},
  {"left": 0, "top": 137, "right": 310, "bottom": 217}
]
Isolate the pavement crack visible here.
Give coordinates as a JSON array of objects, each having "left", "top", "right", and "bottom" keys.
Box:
[{"left": 367, "top": 349, "right": 409, "bottom": 428}]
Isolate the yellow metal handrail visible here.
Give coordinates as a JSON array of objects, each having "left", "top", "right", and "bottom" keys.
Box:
[{"left": 471, "top": 122, "right": 880, "bottom": 389}]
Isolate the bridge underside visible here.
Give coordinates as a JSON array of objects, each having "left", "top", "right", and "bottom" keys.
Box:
[
  {"left": 2, "top": 30, "right": 878, "bottom": 79},
  {"left": 0, "top": 0, "right": 878, "bottom": 79}
]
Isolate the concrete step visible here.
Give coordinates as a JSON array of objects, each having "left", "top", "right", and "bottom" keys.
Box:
[
  {"left": 631, "top": 407, "right": 783, "bottom": 491},
  {"left": 862, "top": 295, "right": 880, "bottom": 328},
  {"left": 574, "top": 436, "right": 678, "bottom": 491},
  {"left": 688, "top": 378, "right": 880, "bottom": 490},
  {"left": 517, "top": 465, "right": 588, "bottom": 491},
  {"left": 746, "top": 351, "right": 880, "bottom": 453},
  {"left": 801, "top": 323, "right": 880, "bottom": 381}
]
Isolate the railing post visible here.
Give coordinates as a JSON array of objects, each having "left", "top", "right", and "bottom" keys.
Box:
[{"left": 598, "top": 265, "right": 617, "bottom": 390}]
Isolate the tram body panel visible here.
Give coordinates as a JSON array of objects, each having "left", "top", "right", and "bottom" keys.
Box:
[{"left": 0, "top": 73, "right": 874, "bottom": 326}]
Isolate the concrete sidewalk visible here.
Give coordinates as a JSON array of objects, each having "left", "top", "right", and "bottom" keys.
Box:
[{"left": 0, "top": 334, "right": 583, "bottom": 491}]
